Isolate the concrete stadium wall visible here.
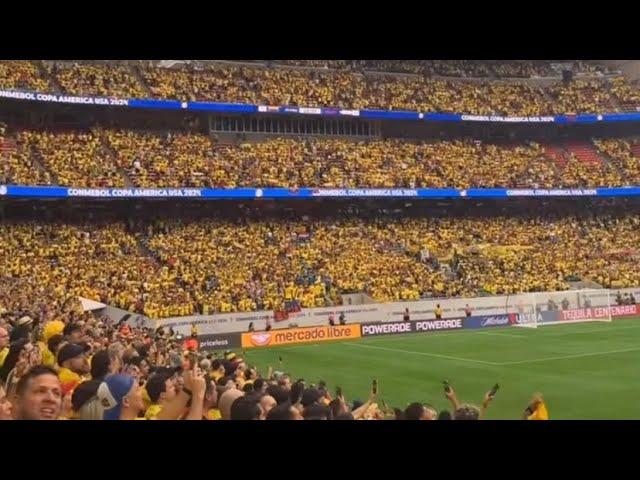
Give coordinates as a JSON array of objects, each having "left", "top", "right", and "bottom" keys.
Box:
[{"left": 600, "top": 61, "right": 640, "bottom": 82}]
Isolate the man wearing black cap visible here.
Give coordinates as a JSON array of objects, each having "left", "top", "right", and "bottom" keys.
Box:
[{"left": 57, "top": 342, "right": 91, "bottom": 397}]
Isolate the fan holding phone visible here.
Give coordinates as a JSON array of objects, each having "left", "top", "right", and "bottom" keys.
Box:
[{"left": 443, "top": 380, "right": 499, "bottom": 420}]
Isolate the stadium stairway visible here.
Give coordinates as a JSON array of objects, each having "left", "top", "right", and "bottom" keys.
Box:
[
  {"left": 1, "top": 133, "right": 56, "bottom": 184},
  {"left": 24, "top": 137, "right": 59, "bottom": 185},
  {"left": 607, "top": 96, "right": 628, "bottom": 112},
  {"left": 601, "top": 84, "right": 623, "bottom": 113},
  {"left": 131, "top": 64, "right": 155, "bottom": 98},
  {"left": 133, "top": 233, "right": 162, "bottom": 263},
  {"left": 565, "top": 142, "right": 604, "bottom": 166},
  {"left": 0, "top": 138, "right": 17, "bottom": 153},
  {"left": 97, "top": 134, "right": 135, "bottom": 188},
  {"left": 38, "top": 60, "right": 64, "bottom": 93},
  {"left": 609, "top": 78, "right": 640, "bottom": 112},
  {"left": 543, "top": 144, "right": 568, "bottom": 168},
  {"left": 617, "top": 99, "right": 640, "bottom": 112},
  {"left": 576, "top": 84, "right": 612, "bottom": 113},
  {"left": 593, "top": 141, "right": 632, "bottom": 180},
  {"left": 569, "top": 280, "right": 604, "bottom": 290},
  {"left": 631, "top": 143, "right": 640, "bottom": 158}
]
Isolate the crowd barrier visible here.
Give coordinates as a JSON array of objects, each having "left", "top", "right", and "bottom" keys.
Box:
[
  {"left": 195, "top": 305, "right": 640, "bottom": 350},
  {"left": 158, "top": 288, "right": 640, "bottom": 336}
]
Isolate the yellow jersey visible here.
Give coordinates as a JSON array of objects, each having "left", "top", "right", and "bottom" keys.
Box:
[
  {"left": 0, "top": 347, "right": 8, "bottom": 369},
  {"left": 145, "top": 404, "right": 163, "bottom": 420},
  {"left": 527, "top": 402, "right": 549, "bottom": 420}
]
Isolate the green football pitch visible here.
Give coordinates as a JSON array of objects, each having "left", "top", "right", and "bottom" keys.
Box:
[{"left": 243, "top": 318, "right": 640, "bottom": 419}]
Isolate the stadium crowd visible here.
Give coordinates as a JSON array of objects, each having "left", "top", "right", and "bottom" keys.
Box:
[
  {"left": 547, "top": 79, "right": 617, "bottom": 115},
  {"left": 593, "top": 138, "right": 640, "bottom": 184},
  {"left": 0, "top": 61, "right": 635, "bottom": 115},
  {"left": 0, "top": 122, "right": 52, "bottom": 186},
  {"left": 0, "top": 61, "right": 49, "bottom": 92},
  {"left": 47, "top": 63, "right": 148, "bottom": 99},
  {"left": 98, "top": 135, "right": 567, "bottom": 189},
  {"left": 251, "top": 60, "right": 601, "bottom": 79},
  {"left": 1, "top": 205, "right": 639, "bottom": 319},
  {"left": 96, "top": 63, "right": 631, "bottom": 114},
  {"left": 16, "top": 129, "right": 124, "bottom": 188},
  {"left": 0, "top": 221, "right": 189, "bottom": 319},
  {"left": 4, "top": 128, "right": 640, "bottom": 189},
  {"left": 609, "top": 76, "right": 640, "bottom": 107},
  {"left": 0, "top": 313, "right": 550, "bottom": 420},
  {"left": 103, "top": 129, "right": 214, "bottom": 188},
  {"left": 1, "top": 59, "right": 635, "bottom": 422}
]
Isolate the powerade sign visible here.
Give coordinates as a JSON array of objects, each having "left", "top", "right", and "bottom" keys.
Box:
[
  {"left": 415, "top": 319, "right": 463, "bottom": 331},
  {"left": 360, "top": 319, "right": 463, "bottom": 337},
  {"left": 198, "top": 332, "right": 241, "bottom": 351},
  {"left": 361, "top": 321, "right": 413, "bottom": 336}
]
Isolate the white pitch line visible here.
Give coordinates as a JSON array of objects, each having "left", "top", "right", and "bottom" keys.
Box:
[
  {"left": 344, "top": 342, "right": 500, "bottom": 366},
  {"left": 498, "top": 346, "right": 640, "bottom": 366},
  {"left": 356, "top": 327, "right": 520, "bottom": 344}
]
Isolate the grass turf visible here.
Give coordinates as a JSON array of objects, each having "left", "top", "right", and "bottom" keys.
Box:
[{"left": 242, "top": 317, "right": 640, "bottom": 419}]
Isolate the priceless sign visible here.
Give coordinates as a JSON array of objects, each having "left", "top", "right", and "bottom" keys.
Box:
[{"left": 198, "top": 333, "right": 241, "bottom": 350}]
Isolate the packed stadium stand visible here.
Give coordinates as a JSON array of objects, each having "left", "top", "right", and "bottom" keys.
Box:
[
  {"left": 1, "top": 60, "right": 640, "bottom": 114},
  {"left": 1, "top": 201, "right": 639, "bottom": 320},
  {"left": 2, "top": 60, "right": 640, "bottom": 421},
  {"left": 4, "top": 124, "right": 640, "bottom": 189}
]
